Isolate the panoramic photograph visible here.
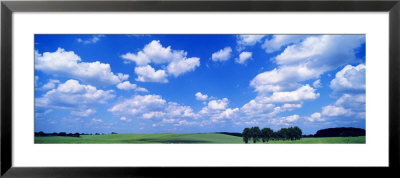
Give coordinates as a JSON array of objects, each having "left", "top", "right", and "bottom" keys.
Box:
[{"left": 34, "top": 34, "right": 366, "bottom": 144}]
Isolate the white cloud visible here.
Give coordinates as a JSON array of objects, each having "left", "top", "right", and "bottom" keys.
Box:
[
  {"left": 274, "top": 35, "right": 364, "bottom": 66},
  {"left": 41, "top": 79, "right": 60, "bottom": 90},
  {"left": 167, "top": 57, "right": 200, "bottom": 77},
  {"left": 174, "top": 120, "right": 197, "bottom": 126},
  {"left": 211, "top": 47, "right": 232, "bottom": 62},
  {"left": 121, "top": 51, "right": 151, "bottom": 66},
  {"left": 282, "top": 103, "right": 302, "bottom": 110},
  {"left": 142, "top": 112, "right": 166, "bottom": 119},
  {"left": 313, "top": 79, "right": 321, "bottom": 88},
  {"left": 306, "top": 112, "right": 325, "bottom": 122},
  {"left": 35, "top": 79, "right": 115, "bottom": 109},
  {"left": 250, "top": 35, "right": 364, "bottom": 94},
  {"left": 335, "top": 93, "right": 365, "bottom": 109},
  {"left": 235, "top": 51, "right": 252, "bottom": 64},
  {"left": 120, "top": 116, "right": 131, "bottom": 122},
  {"left": 217, "top": 108, "right": 239, "bottom": 119},
  {"left": 134, "top": 65, "right": 168, "bottom": 83},
  {"left": 108, "top": 94, "right": 197, "bottom": 122},
  {"left": 330, "top": 64, "right": 366, "bottom": 92},
  {"left": 117, "top": 73, "right": 129, "bottom": 81},
  {"left": 108, "top": 94, "right": 166, "bottom": 116},
  {"left": 71, "top": 109, "right": 96, "bottom": 117},
  {"left": 236, "top": 35, "right": 265, "bottom": 51},
  {"left": 260, "top": 85, "right": 319, "bottom": 103},
  {"left": 262, "top": 35, "right": 309, "bottom": 53},
  {"left": 322, "top": 105, "right": 352, "bottom": 117},
  {"left": 77, "top": 35, "right": 104, "bottom": 44},
  {"left": 116, "top": 81, "right": 148, "bottom": 92},
  {"left": 195, "top": 92, "right": 208, "bottom": 101},
  {"left": 241, "top": 99, "right": 275, "bottom": 116},
  {"left": 35, "top": 48, "right": 126, "bottom": 86},
  {"left": 122, "top": 40, "right": 186, "bottom": 65},
  {"left": 268, "top": 114, "right": 300, "bottom": 126},
  {"left": 122, "top": 40, "right": 200, "bottom": 81},
  {"left": 207, "top": 98, "right": 228, "bottom": 110},
  {"left": 250, "top": 64, "right": 321, "bottom": 93},
  {"left": 165, "top": 102, "right": 198, "bottom": 118},
  {"left": 285, "top": 114, "right": 300, "bottom": 122}
]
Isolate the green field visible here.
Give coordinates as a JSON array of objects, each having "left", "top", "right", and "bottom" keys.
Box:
[{"left": 35, "top": 133, "right": 365, "bottom": 144}]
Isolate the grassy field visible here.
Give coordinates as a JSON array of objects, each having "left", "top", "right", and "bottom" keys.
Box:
[{"left": 35, "top": 133, "right": 365, "bottom": 144}]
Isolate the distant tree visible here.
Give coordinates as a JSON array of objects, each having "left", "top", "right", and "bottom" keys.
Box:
[
  {"left": 111, "top": 132, "right": 117, "bottom": 134},
  {"left": 242, "top": 128, "right": 250, "bottom": 143},
  {"left": 59, "top": 132, "right": 66, "bottom": 136},
  {"left": 340, "top": 130, "right": 356, "bottom": 137},
  {"left": 261, "top": 128, "right": 274, "bottom": 142},
  {"left": 73, "top": 133, "right": 80, "bottom": 137},
  {"left": 277, "top": 128, "right": 290, "bottom": 140},
  {"left": 95, "top": 133, "right": 100, "bottom": 135},
  {"left": 38, "top": 131, "right": 46, "bottom": 136},
  {"left": 293, "top": 126, "right": 302, "bottom": 140},
  {"left": 51, "top": 132, "right": 58, "bottom": 136},
  {"left": 250, "top": 127, "right": 261, "bottom": 143}
]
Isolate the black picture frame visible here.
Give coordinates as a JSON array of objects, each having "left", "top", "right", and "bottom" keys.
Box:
[{"left": 1, "top": 0, "right": 399, "bottom": 177}]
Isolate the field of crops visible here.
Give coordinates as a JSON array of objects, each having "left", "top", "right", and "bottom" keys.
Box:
[{"left": 35, "top": 133, "right": 365, "bottom": 144}]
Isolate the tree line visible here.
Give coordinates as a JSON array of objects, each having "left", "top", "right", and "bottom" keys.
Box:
[
  {"left": 34, "top": 131, "right": 119, "bottom": 137},
  {"left": 242, "top": 126, "right": 302, "bottom": 143}
]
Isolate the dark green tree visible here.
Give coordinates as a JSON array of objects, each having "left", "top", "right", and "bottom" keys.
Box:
[
  {"left": 293, "top": 126, "right": 302, "bottom": 140},
  {"left": 242, "top": 128, "right": 250, "bottom": 143},
  {"left": 250, "top": 127, "right": 261, "bottom": 143},
  {"left": 261, "top": 128, "right": 274, "bottom": 142},
  {"left": 277, "top": 128, "right": 289, "bottom": 140}
]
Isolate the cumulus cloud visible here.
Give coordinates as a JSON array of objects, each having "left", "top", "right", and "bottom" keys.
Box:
[
  {"left": 36, "top": 79, "right": 115, "bottom": 109},
  {"left": 195, "top": 92, "right": 208, "bottom": 101},
  {"left": 322, "top": 105, "right": 352, "bottom": 117},
  {"left": 236, "top": 35, "right": 266, "bottom": 51},
  {"left": 217, "top": 108, "right": 239, "bottom": 119},
  {"left": 198, "top": 98, "right": 240, "bottom": 122},
  {"left": 117, "top": 73, "right": 129, "bottom": 81},
  {"left": 251, "top": 35, "right": 364, "bottom": 94},
  {"left": 71, "top": 109, "right": 96, "bottom": 117},
  {"left": 167, "top": 57, "right": 200, "bottom": 77},
  {"left": 235, "top": 51, "right": 252, "bottom": 64},
  {"left": 108, "top": 95, "right": 166, "bottom": 116},
  {"left": 262, "top": 35, "right": 309, "bottom": 53},
  {"left": 116, "top": 81, "right": 148, "bottom": 92},
  {"left": 250, "top": 64, "right": 321, "bottom": 93},
  {"left": 313, "top": 79, "right": 321, "bottom": 88},
  {"left": 237, "top": 35, "right": 266, "bottom": 46},
  {"left": 207, "top": 98, "right": 229, "bottom": 110},
  {"left": 121, "top": 40, "right": 200, "bottom": 81},
  {"left": 317, "top": 93, "right": 365, "bottom": 120},
  {"left": 268, "top": 114, "right": 300, "bottom": 126},
  {"left": 259, "top": 85, "right": 319, "bottom": 103},
  {"left": 330, "top": 64, "right": 365, "bottom": 92},
  {"left": 241, "top": 99, "right": 275, "bottom": 116},
  {"left": 35, "top": 48, "right": 127, "bottom": 86},
  {"left": 41, "top": 79, "right": 60, "bottom": 90},
  {"left": 306, "top": 112, "right": 325, "bottom": 122},
  {"left": 134, "top": 65, "right": 168, "bottom": 83},
  {"left": 108, "top": 94, "right": 197, "bottom": 121},
  {"left": 211, "top": 47, "right": 232, "bottom": 62},
  {"left": 120, "top": 116, "right": 132, "bottom": 122},
  {"left": 77, "top": 35, "right": 104, "bottom": 44}
]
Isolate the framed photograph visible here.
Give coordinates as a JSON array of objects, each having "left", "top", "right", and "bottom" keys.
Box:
[{"left": 1, "top": 0, "right": 399, "bottom": 177}]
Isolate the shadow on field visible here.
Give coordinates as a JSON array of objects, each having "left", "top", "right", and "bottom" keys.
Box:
[{"left": 138, "top": 139, "right": 212, "bottom": 143}]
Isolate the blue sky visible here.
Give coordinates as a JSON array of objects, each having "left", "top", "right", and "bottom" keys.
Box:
[{"left": 34, "top": 34, "right": 366, "bottom": 134}]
